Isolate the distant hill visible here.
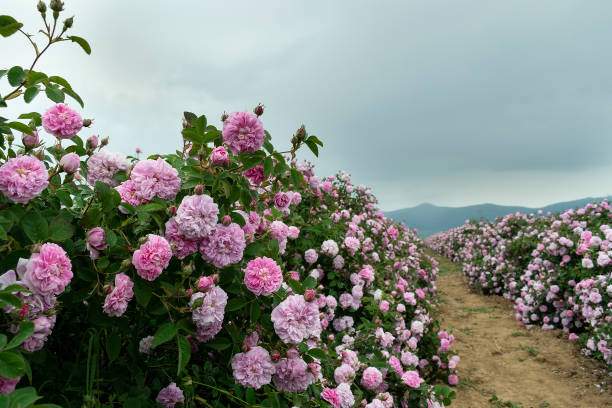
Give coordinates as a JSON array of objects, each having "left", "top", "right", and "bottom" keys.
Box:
[{"left": 385, "top": 196, "right": 612, "bottom": 238}]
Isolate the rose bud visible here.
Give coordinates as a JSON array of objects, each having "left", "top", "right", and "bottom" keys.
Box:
[
  {"left": 253, "top": 104, "right": 264, "bottom": 117},
  {"left": 59, "top": 152, "right": 80, "bottom": 173},
  {"left": 198, "top": 276, "right": 214, "bottom": 292},
  {"left": 22, "top": 131, "right": 39, "bottom": 148},
  {"left": 222, "top": 215, "right": 232, "bottom": 226},
  {"left": 221, "top": 112, "right": 229, "bottom": 122},
  {"left": 194, "top": 184, "right": 204, "bottom": 195},
  {"left": 304, "top": 289, "right": 316, "bottom": 301},
  {"left": 86, "top": 135, "right": 99, "bottom": 149},
  {"left": 209, "top": 146, "right": 229, "bottom": 166}
]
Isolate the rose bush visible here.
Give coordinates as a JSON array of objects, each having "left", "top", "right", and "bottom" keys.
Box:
[
  {"left": 0, "top": 3, "right": 458, "bottom": 407},
  {"left": 428, "top": 201, "right": 612, "bottom": 369}
]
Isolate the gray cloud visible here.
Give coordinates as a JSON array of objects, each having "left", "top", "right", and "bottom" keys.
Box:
[{"left": 2, "top": 0, "right": 612, "bottom": 210}]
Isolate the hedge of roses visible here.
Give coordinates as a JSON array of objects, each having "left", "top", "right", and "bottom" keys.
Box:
[
  {"left": 427, "top": 201, "right": 612, "bottom": 370},
  {"left": 0, "top": 3, "right": 458, "bottom": 407}
]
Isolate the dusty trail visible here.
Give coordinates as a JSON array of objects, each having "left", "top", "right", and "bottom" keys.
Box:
[{"left": 431, "top": 251, "right": 611, "bottom": 408}]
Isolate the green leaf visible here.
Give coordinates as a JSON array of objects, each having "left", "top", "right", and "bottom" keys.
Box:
[
  {"left": 181, "top": 128, "right": 204, "bottom": 144},
  {"left": 133, "top": 280, "right": 152, "bottom": 307},
  {"left": 152, "top": 323, "right": 176, "bottom": 348},
  {"left": 0, "top": 351, "right": 25, "bottom": 378},
  {"left": 44, "top": 85, "right": 64, "bottom": 103},
  {"left": 303, "top": 276, "right": 317, "bottom": 290},
  {"left": 183, "top": 111, "right": 197, "bottom": 125},
  {"left": 226, "top": 298, "right": 248, "bottom": 311},
  {"left": 245, "top": 388, "right": 256, "bottom": 405},
  {"left": 68, "top": 35, "right": 91, "bottom": 54},
  {"left": 21, "top": 211, "right": 48, "bottom": 243},
  {"left": 176, "top": 334, "right": 191, "bottom": 375},
  {"left": 103, "top": 228, "right": 117, "bottom": 248},
  {"left": 0, "top": 16, "right": 22, "bottom": 38},
  {"left": 205, "top": 337, "right": 231, "bottom": 351},
  {"left": 0, "top": 335, "right": 6, "bottom": 350},
  {"left": 304, "top": 139, "right": 319, "bottom": 157},
  {"left": 290, "top": 169, "right": 304, "bottom": 188},
  {"left": 105, "top": 333, "right": 121, "bottom": 362},
  {"left": 49, "top": 215, "right": 75, "bottom": 242},
  {"left": 307, "top": 348, "right": 326, "bottom": 360},
  {"left": 250, "top": 301, "right": 261, "bottom": 322},
  {"left": 195, "top": 115, "right": 207, "bottom": 135},
  {"left": 23, "top": 86, "right": 40, "bottom": 103},
  {"left": 95, "top": 181, "right": 120, "bottom": 212},
  {"left": 25, "top": 71, "right": 47, "bottom": 86},
  {"left": 5, "top": 121, "right": 34, "bottom": 135},
  {"left": 7, "top": 66, "right": 25, "bottom": 87},
  {"left": 286, "top": 278, "right": 303, "bottom": 295},
  {"left": 136, "top": 203, "right": 165, "bottom": 213},
  {"left": 308, "top": 135, "right": 324, "bottom": 146},
  {"left": 5, "top": 321, "right": 34, "bottom": 350},
  {"left": 48, "top": 75, "right": 72, "bottom": 90},
  {"left": 61, "top": 87, "right": 84, "bottom": 108},
  {"left": 263, "top": 156, "right": 273, "bottom": 178},
  {"left": 7, "top": 386, "right": 41, "bottom": 407}
]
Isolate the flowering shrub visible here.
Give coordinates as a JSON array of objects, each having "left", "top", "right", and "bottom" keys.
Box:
[
  {"left": 428, "top": 201, "right": 612, "bottom": 369},
  {"left": 0, "top": 3, "right": 458, "bottom": 407}
]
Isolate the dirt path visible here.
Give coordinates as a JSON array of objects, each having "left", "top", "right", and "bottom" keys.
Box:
[{"left": 431, "top": 251, "right": 612, "bottom": 408}]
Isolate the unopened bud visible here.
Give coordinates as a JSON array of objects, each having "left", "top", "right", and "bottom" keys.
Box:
[
  {"left": 271, "top": 353, "right": 281, "bottom": 360},
  {"left": 31, "top": 243, "right": 42, "bottom": 253},
  {"left": 121, "top": 258, "right": 132, "bottom": 269},
  {"left": 49, "top": 0, "right": 63, "bottom": 12},
  {"left": 100, "top": 137, "right": 109, "bottom": 147},
  {"left": 36, "top": 150, "right": 45, "bottom": 161},
  {"left": 86, "top": 135, "right": 98, "bottom": 149},
  {"left": 295, "top": 125, "right": 307, "bottom": 142},
  {"left": 197, "top": 276, "right": 214, "bottom": 292},
  {"left": 6, "top": 134, "right": 14, "bottom": 144},
  {"left": 37, "top": 1, "right": 47, "bottom": 14},
  {"left": 221, "top": 112, "right": 229, "bottom": 122},
  {"left": 168, "top": 205, "right": 176, "bottom": 216},
  {"left": 182, "top": 118, "right": 190, "bottom": 129},
  {"left": 304, "top": 289, "right": 316, "bottom": 302},
  {"left": 194, "top": 184, "right": 204, "bottom": 195},
  {"left": 63, "top": 16, "right": 73, "bottom": 29},
  {"left": 82, "top": 118, "right": 93, "bottom": 127},
  {"left": 222, "top": 215, "right": 232, "bottom": 226},
  {"left": 212, "top": 273, "right": 219, "bottom": 284},
  {"left": 253, "top": 104, "right": 264, "bottom": 117}
]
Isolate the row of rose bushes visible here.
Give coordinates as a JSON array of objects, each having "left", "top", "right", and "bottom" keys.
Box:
[
  {"left": 0, "top": 3, "right": 458, "bottom": 407},
  {"left": 427, "top": 202, "right": 612, "bottom": 369}
]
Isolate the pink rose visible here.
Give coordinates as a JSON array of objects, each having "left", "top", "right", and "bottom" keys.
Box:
[
  {"left": 210, "top": 146, "right": 229, "bottom": 166},
  {"left": 60, "top": 152, "right": 80, "bottom": 173}
]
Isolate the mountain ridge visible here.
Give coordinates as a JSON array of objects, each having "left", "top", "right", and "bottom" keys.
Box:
[{"left": 385, "top": 196, "right": 612, "bottom": 238}]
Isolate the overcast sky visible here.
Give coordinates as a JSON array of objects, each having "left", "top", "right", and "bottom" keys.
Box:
[{"left": 3, "top": 1, "right": 612, "bottom": 211}]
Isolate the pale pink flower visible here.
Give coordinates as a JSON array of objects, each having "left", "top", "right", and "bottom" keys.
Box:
[
  {"left": 222, "top": 111, "right": 265, "bottom": 154},
  {"left": 273, "top": 356, "right": 314, "bottom": 392},
  {"left": 103, "top": 273, "right": 134, "bottom": 317},
  {"left": 86, "top": 227, "right": 108, "bottom": 259},
  {"left": 59, "top": 152, "right": 80, "bottom": 172},
  {"left": 132, "top": 235, "right": 172, "bottom": 281},
  {"left": 321, "top": 388, "right": 341, "bottom": 408},
  {"left": 164, "top": 217, "right": 198, "bottom": 259},
  {"left": 116, "top": 180, "right": 146, "bottom": 209},
  {"left": 87, "top": 150, "right": 130, "bottom": 187},
  {"left": 156, "top": 382, "right": 184, "bottom": 408},
  {"left": 231, "top": 346, "right": 275, "bottom": 389},
  {"left": 22, "top": 314, "right": 55, "bottom": 352},
  {"left": 244, "top": 257, "right": 283, "bottom": 296},
  {"left": 305, "top": 249, "right": 318, "bottom": 264},
  {"left": 243, "top": 164, "right": 266, "bottom": 185},
  {"left": 210, "top": 146, "right": 229, "bottom": 166},
  {"left": 271, "top": 294, "right": 321, "bottom": 344},
  {"left": 175, "top": 194, "right": 219, "bottom": 239},
  {"left": 200, "top": 223, "right": 245, "bottom": 268},
  {"left": 190, "top": 286, "right": 228, "bottom": 329},
  {"left": 0, "top": 155, "right": 49, "bottom": 204},
  {"left": 41, "top": 104, "right": 82, "bottom": 139},
  {"left": 130, "top": 158, "right": 180, "bottom": 201},
  {"left": 401, "top": 370, "right": 424, "bottom": 388},
  {"left": 0, "top": 376, "right": 20, "bottom": 394},
  {"left": 20, "top": 243, "right": 72, "bottom": 296}
]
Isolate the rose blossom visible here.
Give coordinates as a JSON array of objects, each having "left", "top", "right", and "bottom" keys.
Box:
[
  {"left": 231, "top": 346, "right": 275, "bottom": 389},
  {"left": 175, "top": 194, "right": 219, "bottom": 239},
  {"left": 130, "top": 158, "right": 181, "bottom": 201},
  {"left": 155, "top": 382, "right": 184, "bottom": 408},
  {"left": 304, "top": 249, "right": 318, "bottom": 264},
  {"left": 19, "top": 243, "right": 72, "bottom": 296},
  {"left": 200, "top": 223, "right": 245, "bottom": 268},
  {"left": 87, "top": 135, "right": 99, "bottom": 148},
  {"left": 361, "top": 367, "right": 383, "bottom": 390},
  {"left": 86, "top": 227, "right": 108, "bottom": 259},
  {"left": 87, "top": 150, "right": 129, "bottom": 187},
  {"left": 274, "top": 192, "right": 291, "bottom": 211},
  {"left": 22, "top": 130, "right": 39, "bottom": 147},
  {"left": 222, "top": 111, "right": 265, "bottom": 154},
  {"left": 190, "top": 286, "right": 228, "bottom": 334},
  {"left": 0, "top": 376, "right": 20, "bottom": 394},
  {"left": 401, "top": 370, "right": 424, "bottom": 388},
  {"left": 243, "top": 164, "right": 266, "bottom": 185},
  {"left": 0, "top": 155, "right": 49, "bottom": 204},
  {"left": 271, "top": 294, "right": 321, "bottom": 344},
  {"left": 210, "top": 146, "right": 229, "bottom": 166},
  {"left": 164, "top": 217, "right": 198, "bottom": 259},
  {"left": 41, "top": 104, "right": 82, "bottom": 139},
  {"left": 321, "top": 388, "right": 341, "bottom": 408},
  {"left": 132, "top": 235, "right": 172, "bottom": 281},
  {"left": 103, "top": 273, "right": 134, "bottom": 317},
  {"left": 59, "top": 152, "right": 80, "bottom": 173},
  {"left": 22, "top": 314, "right": 55, "bottom": 352},
  {"left": 244, "top": 257, "right": 283, "bottom": 296},
  {"left": 273, "top": 356, "right": 314, "bottom": 392}
]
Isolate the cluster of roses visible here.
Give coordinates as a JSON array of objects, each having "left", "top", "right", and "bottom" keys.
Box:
[
  {"left": 0, "top": 100, "right": 458, "bottom": 406},
  {"left": 428, "top": 200, "right": 612, "bottom": 368}
]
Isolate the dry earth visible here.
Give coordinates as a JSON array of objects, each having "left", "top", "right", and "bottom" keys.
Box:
[{"left": 431, "top": 251, "right": 612, "bottom": 408}]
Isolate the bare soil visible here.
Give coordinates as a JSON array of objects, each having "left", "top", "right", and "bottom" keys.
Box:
[{"left": 431, "top": 251, "right": 612, "bottom": 408}]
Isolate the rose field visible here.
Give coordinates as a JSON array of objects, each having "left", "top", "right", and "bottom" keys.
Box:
[{"left": 2, "top": 2, "right": 612, "bottom": 408}]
